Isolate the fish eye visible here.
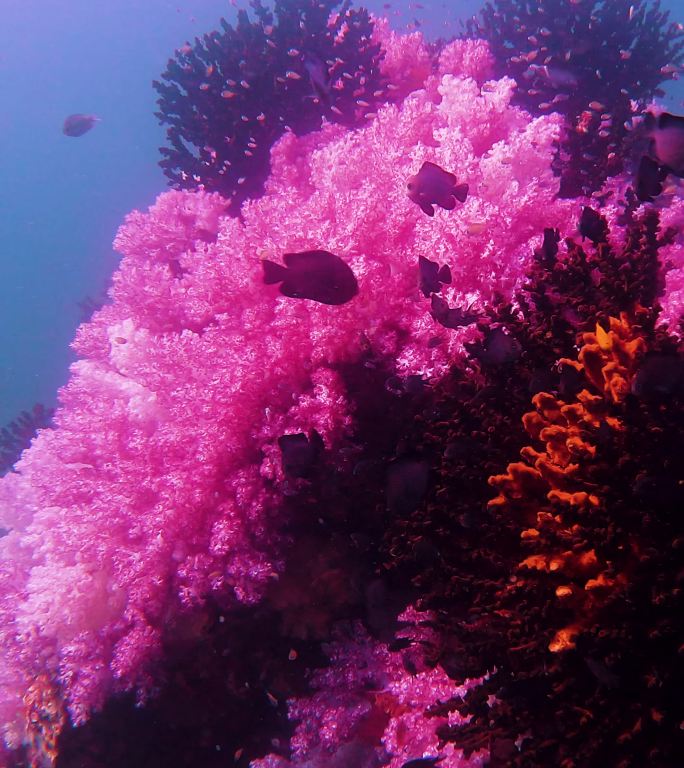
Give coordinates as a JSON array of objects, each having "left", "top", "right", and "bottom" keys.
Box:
[{"left": 407, "top": 182, "right": 414, "bottom": 190}]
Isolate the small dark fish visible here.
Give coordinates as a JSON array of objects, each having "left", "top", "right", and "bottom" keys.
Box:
[
  {"left": 385, "top": 375, "right": 427, "bottom": 396},
  {"left": 407, "top": 161, "right": 469, "bottom": 217},
  {"left": 579, "top": 206, "right": 608, "bottom": 244},
  {"left": 475, "top": 327, "right": 521, "bottom": 366},
  {"left": 62, "top": 113, "right": 100, "bottom": 137},
  {"left": 541, "top": 64, "right": 579, "bottom": 90},
  {"left": 647, "top": 110, "right": 684, "bottom": 176},
  {"left": 584, "top": 657, "right": 620, "bottom": 689},
  {"left": 430, "top": 295, "right": 479, "bottom": 329},
  {"left": 540, "top": 227, "right": 559, "bottom": 263},
  {"left": 631, "top": 354, "right": 683, "bottom": 398},
  {"left": 635, "top": 155, "right": 668, "bottom": 202},
  {"left": 278, "top": 430, "right": 324, "bottom": 478},
  {"left": 386, "top": 457, "right": 430, "bottom": 515},
  {"left": 302, "top": 51, "right": 331, "bottom": 106},
  {"left": 262, "top": 250, "right": 358, "bottom": 305},
  {"left": 418, "top": 255, "right": 452, "bottom": 297},
  {"left": 558, "top": 363, "right": 584, "bottom": 400},
  {"left": 401, "top": 758, "right": 442, "bottom": 768}
]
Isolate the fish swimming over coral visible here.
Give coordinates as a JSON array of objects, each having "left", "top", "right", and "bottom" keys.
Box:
[
  {"left": 302, "top": 51, "right": 332, "bottom": 106},
  {"left": 400, "top": 758, "right": 442, "bottom": 768},
  {"left": 430, "top": 295, "right": 480, "bottom": 330},
  {"left": 62, "top": 113, "right": 100, "bottom": 137},
  {"left": 418, "top": 255, "right": 452, "bottom": 297},
  {"left": 579, "top": 206, "right": 608, "bottom": 244},
  {"left": 635, "top": 154, "right": 668, "bottom": 202},
  {"left": 262, "top": 249, "right": 358, "bottom": 305},
  {"left": 407, "top": 161, "right": 469, "bottom": 216},
  {"left": 278, "top": 430, "right": 324, "bottom": 478}
]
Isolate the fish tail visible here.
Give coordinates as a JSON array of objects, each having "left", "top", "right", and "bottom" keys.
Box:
[
  {"left": 453, "top": 184, "right": 469, "bottom": 203},
  {"left": 262, "top": 260, "right": 288, "bottom": 284}
]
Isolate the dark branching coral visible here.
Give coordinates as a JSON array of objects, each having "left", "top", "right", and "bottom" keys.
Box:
[
  {"left": 465, "top": 0, "right": 684, "bottom": 197},
  {"left": 154, "top": 0, "right": 386, "bottom": 211},
  {"left": 0, "top": 403, "right": 53, "bottom": 476},
  {"left": 383, "top": 209, "right": 684, "bottom": 765}
]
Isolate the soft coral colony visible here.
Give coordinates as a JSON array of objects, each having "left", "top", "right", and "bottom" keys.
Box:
[{"left": 1, "top": 2, "right": 683, "bottom": 768}]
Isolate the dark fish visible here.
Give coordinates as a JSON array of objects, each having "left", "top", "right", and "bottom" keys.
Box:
[
  {"left": 528, "top": 64, "right": 579, "bottom": 90},
  {"left": 584, "top": 657, "right": 620, "bottom": 689},
  {"left": 540, "top": 227, "right": 560, "bottom": 263},
  {"left": 401, "top": 758, "right": 442, "bottom": 768},
  {"left": 407, "top": 161, "right": 469, "bottom": 217},
  {"left": 579, "top": 206, "right": 608, "bottom": 244},
  {"left": 558, "top": 363, "right": 584, "bottom": 400},
  {"left": 631, "top": 354, "right": 683, "bottom": 398},
  {"left": 62, "top": 113, "right": 100, "bottom": 137},
  {"left": 418, "top": 255, "right": 452, "bottom": 297},
  {"left": 475, "top": 327, "right": 521, "bottom": 366},
  {"left": 430, "top": 295, "right": 480, "bottom": 329},
  {"left": 386, "top": 457, "right": 429, "bottom": 515},
  {"left": 648, "top": 111, "right": 684, "bottom": 176},
  {"left": 385, "top": 375, "right": 427, "bottom": 396},
  {"left": 278, "top": 430, "right": 324, "bottom": 478},
  {"left": 635, "top": 155, "right": 668, "bottom": 202},
  {"left": 302, "top": 52, "right": 331, "bottom": 106},
  {"left": 262, "top": 250, "right": 358, "bottom": 305}
]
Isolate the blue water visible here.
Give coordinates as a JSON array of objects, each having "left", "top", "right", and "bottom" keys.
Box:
[{"left": 0, "top": 0, "right": 681, "bottom": 427}]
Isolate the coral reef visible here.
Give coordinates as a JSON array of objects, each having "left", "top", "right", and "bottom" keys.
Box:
[
  {"left": 2, "top": 7, "right": 684, "bottom": 768},
  {"left": 0, "top": 37, "right": 578, "bottom": 761},
  {"left": 465, "top": 0, "right": 684, "bottom": 196},
  {"left": 154, "top": 0, "right": 386, "bottom": 211},
  {"left": 380, "top": 210, "right": 684, "bottom": 766}
]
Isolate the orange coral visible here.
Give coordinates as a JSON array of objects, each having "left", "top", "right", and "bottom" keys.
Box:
[
  {"left": 488, "top": 315, "right": 646, "bottom": 653},
  {"left": 23, "top": 674, "right": 65, "bottom": 768}
]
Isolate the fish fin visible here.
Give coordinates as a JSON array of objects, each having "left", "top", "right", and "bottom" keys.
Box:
[
  {"left": 659, "top": 112, "right": 684, "bottom": 131},
  {"left": 453, "top": 183, "right": 469, "bottom": 203},
  {"left": 283, "top": 250, "right": 330, "bottom": 267},
  {"left": 440, "top": 195, "right": 457, "bottom": 211},
  {"left": 437, "top": 265, "right": 452, "bottom": 284},
  {"left": 421, "top": 160, "right": 456, "bottom": 184},
  {"left": 262, "top": 259, "right": 288, "bottom": 284},
  {"left": 420, "top": 201, "right": 435, "bottom": 216}
]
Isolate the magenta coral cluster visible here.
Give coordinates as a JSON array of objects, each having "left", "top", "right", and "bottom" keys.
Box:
[{"left": 1, "top": 5, "right": 684, "bottom": 768}]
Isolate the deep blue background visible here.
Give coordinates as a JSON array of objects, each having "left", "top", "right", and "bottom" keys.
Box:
[{"left": 0, "top": 0, "right": 681, "bottom": 426}]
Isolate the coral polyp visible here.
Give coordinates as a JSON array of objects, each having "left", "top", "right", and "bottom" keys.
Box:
[{"left": 154, "top": 0, "right": 386, "bottom": 211}]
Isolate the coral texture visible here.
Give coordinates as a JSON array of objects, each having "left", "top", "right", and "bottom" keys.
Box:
[
  {"left": 0, "top": 38, "right": 578, "bottom": 760},
  {"left": 252, "top": 616, "right": 484, "bottom": 768},
  {"left": 466, "top": 0, "right": 684, "bottom": 196},
  {"left": 381, "top": 210, "right": 684, "bottom": 766},
  {"left": 154, "top": 0, "right": 386, "bottom": 211}
]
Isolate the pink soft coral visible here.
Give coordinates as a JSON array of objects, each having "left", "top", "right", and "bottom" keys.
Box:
[
  {"left": 0, "top": 35, "right": 578, "bottom": 758},
  {"left": 252, "top": 613, "right": 485, "bottom": 768}
]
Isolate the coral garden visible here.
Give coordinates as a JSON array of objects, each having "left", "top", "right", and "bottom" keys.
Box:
[
  {"left": 1, "top": 2, "right": 683, "bottom": 767},
  {"left": 465, "top": 0, "right": 684, "bottom": 196}
]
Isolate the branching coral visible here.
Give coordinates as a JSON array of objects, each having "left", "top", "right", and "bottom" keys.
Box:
[
  {"left": 252, "top": 616, "right": 483, "bottom": 768},
  {"left": 381, "top": 210, "right": 684, "bottom": 766},
  {"left": 465, "top": 0, "right": 684, "bottom": 196},
  {"left": 0, "top": 36, "right": 579, "bottom": 761},
  {"left": 154, "top": 0, "right": 386, "bottom": 211}
]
